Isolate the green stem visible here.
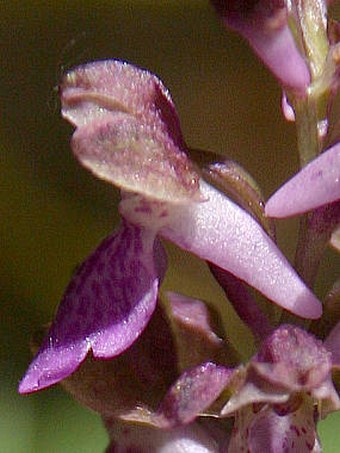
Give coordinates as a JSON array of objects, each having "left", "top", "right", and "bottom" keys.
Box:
[
  {"left": 293, "top": 96, "right": 321, "bottom": 288},
  {"left": 279, "top": 97, "right": 321, "bottom": 326},
  {"left": 294, "top": 97, "right": 320, "bottom": 168}
]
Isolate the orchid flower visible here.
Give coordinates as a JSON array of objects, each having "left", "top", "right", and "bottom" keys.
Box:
[
  {"left": 18, "top": 60, "right": 322, "bottom": 395},
  {"left": 223, "top": 323, "right": 340, "bottom": 452}
]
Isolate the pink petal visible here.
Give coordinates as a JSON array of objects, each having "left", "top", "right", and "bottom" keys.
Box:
[
  {"left": 156, "top": 362, "right": 233, "bottom": 428},
  {"left": 61, "top": 60, "right": 201, "bottom": 202},
  {"left": 243, "top": 23, "right": 310, "bottom": 93},
  {"left": 254, "top": 325, "right": 332, "bottom": 391},
  {"left": 211, "top": 1, "right": 310, "bottom": 92},
  {"left": 165, "top": 292, "right": 232, "bottom": 371},
  {"left": 160, "top": 181, "right": 322, "bottom": 319},
  {"left": 19, "top": 222, "right": 162, "bottom": 393},
  {"left": 266, "top": 144, "right": 340, "bottom": 218},
  {"left": 282, "top": 92, "right": 296, "bottom": 121},
  {"left": 166, "top": 291, "right": 223, "bottom": 347}
]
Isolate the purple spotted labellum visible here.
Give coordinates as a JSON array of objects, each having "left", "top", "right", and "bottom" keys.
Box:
[{"left": 19, "top": 59, "right": 323, "bottom": 395}]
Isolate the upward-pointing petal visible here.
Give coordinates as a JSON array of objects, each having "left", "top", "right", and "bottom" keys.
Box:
[
  {"left": 19, "top": 222, "right": 163, "bottom": 394},
  {"left": 60, "top": 59, "right": 183, "bottom": 142},
  {"left": 60, "top": 60, "right": 201, "bottom": 203}
]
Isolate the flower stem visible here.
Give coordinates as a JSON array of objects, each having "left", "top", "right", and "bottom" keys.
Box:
[
  {"left": 293, "top": 96, "right": 322, "bottom": 288},
  {"left": 279, "top": 96, "right": 322, "bottom": 325},
  {"left": 294, "top": 97, "right": 320, "bottom": 168}
]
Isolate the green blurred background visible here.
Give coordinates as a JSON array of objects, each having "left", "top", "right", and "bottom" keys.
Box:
[{"left": 1, "top": 1, "right": 339, "bottom": 451}]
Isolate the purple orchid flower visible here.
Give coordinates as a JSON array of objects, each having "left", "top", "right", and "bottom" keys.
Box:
[
  {"left": 55, "top": 292, "right": 338, "bottom": 452},
  {"left": 210, "top": 0, "right": 311, "bottom": 93},
  {"left": 222, "top": 324, "right": 340, "bottom": 452},
  {"left": 151, "top": 302, "right": 340, "bottom": 453},
  {"left": 19, "top": 60, "right": 322, "bottom": 395},
  {"left": 265, "top": 143, "right": 340, "bottom": 218},
  {"left": 153, "top": 300, "right": 340, "bottom": 453}
]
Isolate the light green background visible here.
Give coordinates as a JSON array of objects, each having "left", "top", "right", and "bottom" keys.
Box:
[{"left": 1, "top": 1, "right": 339, "bottom": 451}]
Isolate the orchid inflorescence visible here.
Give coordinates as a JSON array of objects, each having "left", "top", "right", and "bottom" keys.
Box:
[{"left": 19, "top": 1, "right": 340, "bottom": 452}]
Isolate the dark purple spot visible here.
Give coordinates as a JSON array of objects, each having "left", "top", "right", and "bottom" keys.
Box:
[{"left": 289, "top": 424, "right": 300, "bottom": 436}]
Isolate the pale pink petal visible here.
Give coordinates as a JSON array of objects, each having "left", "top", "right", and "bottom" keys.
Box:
[
  {"left": 165, "top": 292, "right": 233, "bottom": 371},
  {"left": 166, "top": 292, "right": 223, "bottom": 348},
  {"left": 266, "top": 144, "right": 340, "bottom": 218},
  {"left": 211, "top": 1, "right": 310, "bottom": 92},
  {"left": 120, "top": 181, "right": 321, "bottom": 318},
  {"left": 161, "top": 181, "right": 322, "bottom": 319},
  {"left": 282, "top": 92, "right": 296, "bottom": 121},
  {"left": 243, "top": 24, "right": 310, "bottom": 92},
  {"left": 19, "top": 223, "right": 162, "bottom": 393}
]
